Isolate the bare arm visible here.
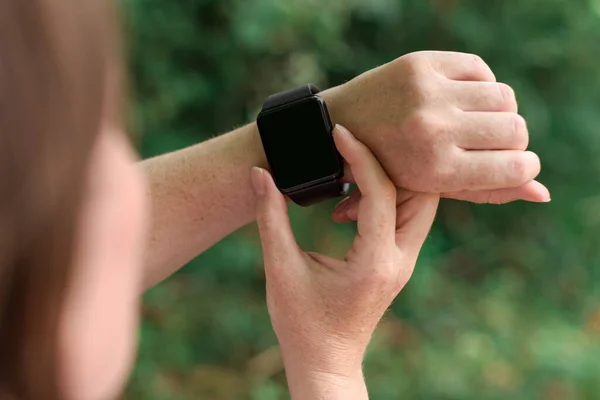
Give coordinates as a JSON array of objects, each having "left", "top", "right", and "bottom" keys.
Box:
[
  {"left": 140, "top": 51, "right": 549, "bottom": 288},
  {"left": 140, "top": 84, "right": 352, "bottom": 288},
  {"left": 140, "top": 121, "right": 268, "bottom": 288}
]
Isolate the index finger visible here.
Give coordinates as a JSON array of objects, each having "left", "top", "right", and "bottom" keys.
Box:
[{"left": 333, "top": 125, "right": 396, "bottom": 243}]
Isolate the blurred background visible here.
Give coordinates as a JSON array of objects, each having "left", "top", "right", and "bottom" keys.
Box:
[{"left": 121, "top": 0, "right": 600, "bottom": 399}]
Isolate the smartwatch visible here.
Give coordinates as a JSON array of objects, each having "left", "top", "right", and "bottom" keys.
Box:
[{"left": 256, "top": 84, "right": 350, "bottom": 207}]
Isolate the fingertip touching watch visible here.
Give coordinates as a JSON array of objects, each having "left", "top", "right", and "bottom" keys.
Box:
[{"left": 256, "top": 84, "right": 349, "bottom": 207}]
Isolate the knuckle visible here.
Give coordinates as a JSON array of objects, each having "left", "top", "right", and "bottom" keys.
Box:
[
  {"left": 398, "top": 52, "right": 424, "bottom": 68},
  {"left": 471, "top": 53, "right": 484, "bottom": 63},
  {"left": 511, "top": 114, "right": 529, "bottom": 149},
  {"left": 472, "top": 54, "right": 489, "bottom": 70},
  {"left": 404, "top": 110, "right": 456, "bottom": 189},
  {"left": 510, "top": 156, "right": 529, "bottom": 183},
  {"left": 396, "top": 54, "right": 430, "bottom": 82},
  {"left": 498, "top": 83, "right": 517, "bottom": 110},
  {"left": 393, "top": 55, "right": 439, "bottom": 106},
  {"left": 471, "top": 54, "right": 495, "bottom": 80},
  {"left": 407, "top": 50, "right": 430, "bottom": 59}
]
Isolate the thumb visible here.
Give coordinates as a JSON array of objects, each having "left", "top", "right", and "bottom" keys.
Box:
[{"left": 251, "top": 167, "right": 300, "bottom": 263}]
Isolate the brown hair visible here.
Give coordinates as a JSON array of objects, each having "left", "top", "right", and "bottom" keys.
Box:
[{"left": 0, "top": 1, "right": 123, "bottom": 398}]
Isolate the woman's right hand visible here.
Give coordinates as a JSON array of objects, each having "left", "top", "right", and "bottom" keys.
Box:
[{"left": 252, "top": 125, "right": 440, "bottom": 399}]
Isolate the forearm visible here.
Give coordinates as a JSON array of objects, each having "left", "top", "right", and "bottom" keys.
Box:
[
  {"left": 139, "top": 87, "right": 346, "bottom": 288},
  {"left": 140, "top": 122, "right": 267, "bottom": 288}
]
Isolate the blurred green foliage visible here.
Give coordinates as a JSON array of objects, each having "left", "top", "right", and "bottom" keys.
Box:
[{"left": 122, "top": 0, "right": 600, "bottom": 398}]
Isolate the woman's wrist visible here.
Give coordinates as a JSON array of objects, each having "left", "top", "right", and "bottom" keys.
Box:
[
  {"left": 284, "top": 363, "right": 368, "bottom": 400},
  {"left": 279, "top": 340, "right": 368, "bottom": 400}
]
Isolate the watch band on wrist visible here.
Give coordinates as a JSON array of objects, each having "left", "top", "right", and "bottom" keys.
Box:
[
  {"left": 260, "top": 84, "right": 350, "bottom": 207},
  {"left": 262, "top": 84, "right": 321, "bottom": 111},
  {"left": 288, "top": 180, "right": 351, "bottom": 207}
]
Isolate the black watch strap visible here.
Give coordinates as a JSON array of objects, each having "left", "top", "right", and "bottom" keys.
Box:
[
  {"left": 288, "top": 180, "right": 351, "bottom": 207},
  {"left": 261, "top": 83, "right": 349, "bottom": 207},
  {"left": 262, "top": 84, "right": 321, "bottom": 111}
]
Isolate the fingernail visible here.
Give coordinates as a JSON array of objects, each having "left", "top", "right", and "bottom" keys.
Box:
[
  {"left": 333, "top": 197, "right": 351, "bottom": 215},
  {"left": 543, "top": 191, "right": 552, "bottom": 202},
  {"left": 335, "top": 124, "right": 355, "bottom": 140},
  {"left": 537, "top": 189, "right": 552, "bottom": 203},
  {"left": 347, "top": 204, "right": 359, "bottom": 221},
  {"left": 251, "top": 167, "right": 265, "bottom": 197}
]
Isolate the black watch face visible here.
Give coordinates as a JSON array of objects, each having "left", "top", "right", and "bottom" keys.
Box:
[{"left": 257, "top": 97, "right": 341, "bottom": 191}]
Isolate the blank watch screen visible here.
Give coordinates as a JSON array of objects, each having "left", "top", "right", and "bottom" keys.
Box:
[{"left": 257, "top": 97, "right": 340, "bottom": 191}]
